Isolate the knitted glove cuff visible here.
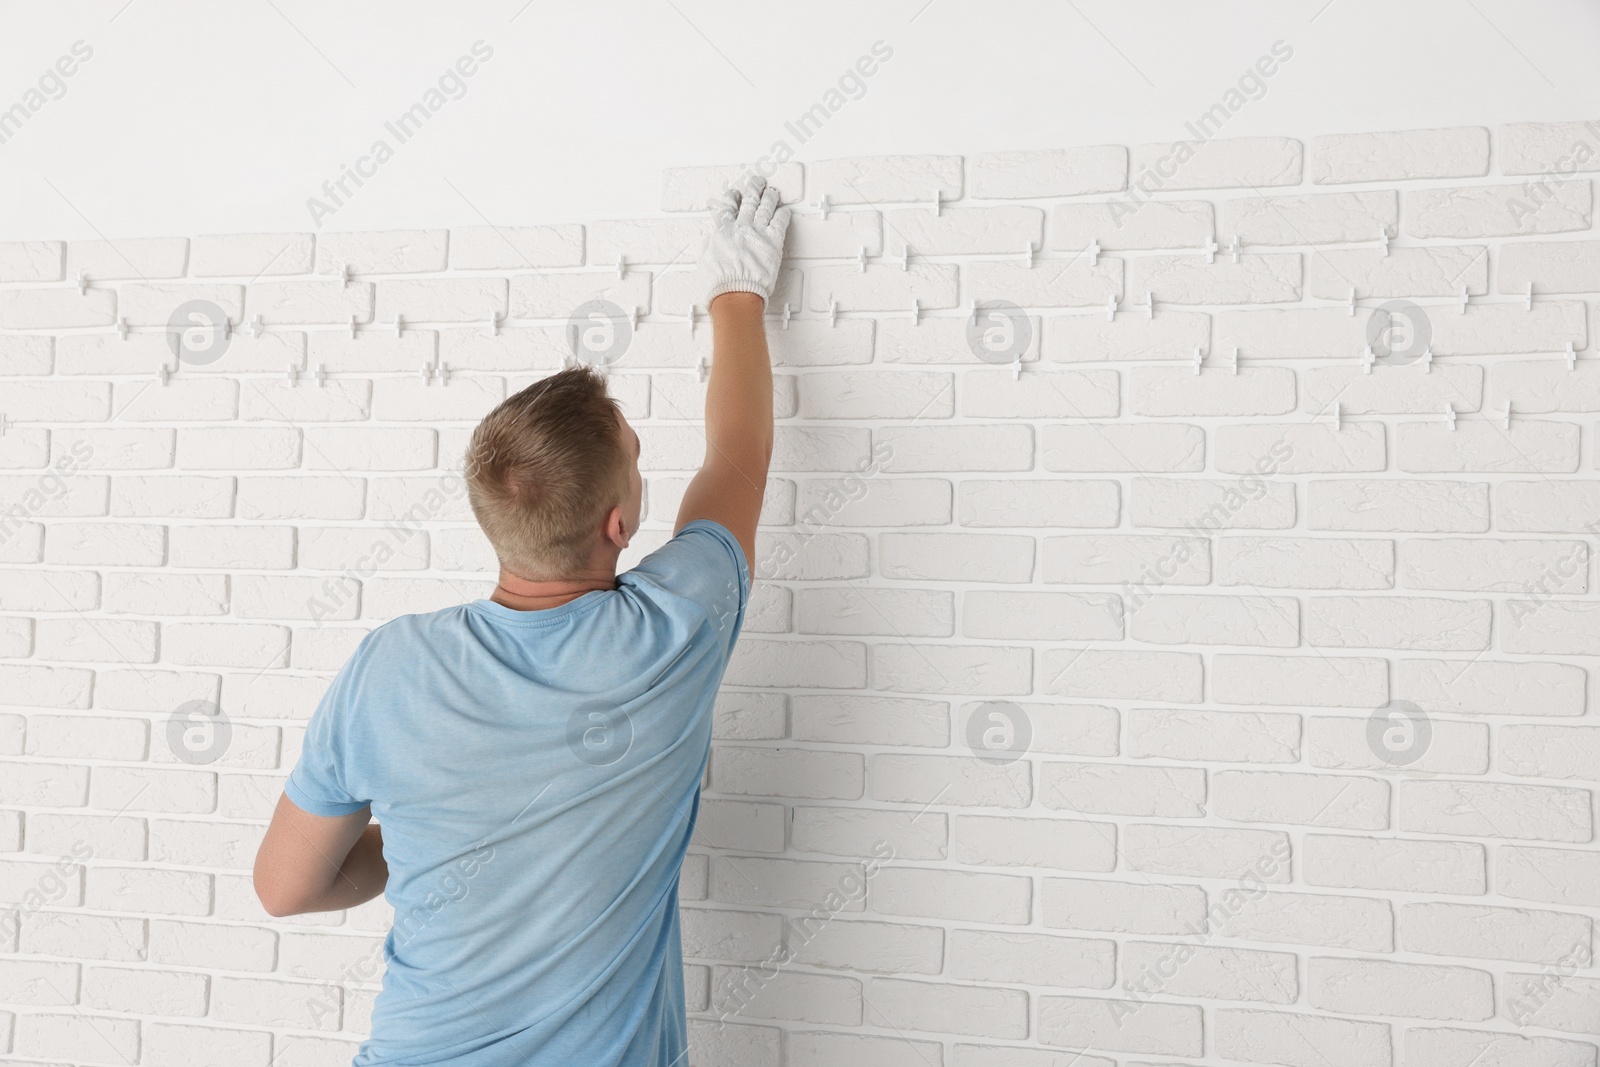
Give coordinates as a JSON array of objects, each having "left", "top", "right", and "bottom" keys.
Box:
[{"left": 705, "top": 277, "right": 771, "bottom": 304}]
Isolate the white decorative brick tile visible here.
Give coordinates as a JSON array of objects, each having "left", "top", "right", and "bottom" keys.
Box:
[
  {"left": 971, "top": 145, "right": 1126, "bottom": 198},
  {"left": 1309, "top": 126, "right": 1489, "bottom": 183}
]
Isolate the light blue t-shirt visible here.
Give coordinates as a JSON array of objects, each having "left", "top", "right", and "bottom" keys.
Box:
[{"left": 284, "top": 519, "right": 750, "bottom": 1067}]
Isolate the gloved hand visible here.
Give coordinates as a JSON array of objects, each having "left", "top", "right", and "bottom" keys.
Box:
[{"left": 694, "top": 175, "right": 792, "bottom": 308}]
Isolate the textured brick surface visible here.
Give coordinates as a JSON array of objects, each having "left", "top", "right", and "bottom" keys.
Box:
[{"left": 1, "top": 126, "right": 1597, "bottom": 1064}]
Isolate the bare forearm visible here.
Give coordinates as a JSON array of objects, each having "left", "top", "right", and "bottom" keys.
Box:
[{"left": 705, "top": 292, "right": 773, "bottom": 480}]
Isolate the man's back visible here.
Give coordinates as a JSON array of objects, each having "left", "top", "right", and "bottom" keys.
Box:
[
  {"left": 254, "top": 174, "right": 789, "bottom": 1064},
  {"left": 285, "top": 520, "right": 749, "bottom": 1066}
]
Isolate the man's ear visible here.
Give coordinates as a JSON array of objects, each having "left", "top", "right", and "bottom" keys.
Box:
[{"left": 605, "top": 504, "right": 631, "bottom": 550}]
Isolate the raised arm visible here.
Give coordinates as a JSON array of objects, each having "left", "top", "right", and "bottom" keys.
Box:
[{"left": 675, "top": 176, "right": 792, "bottom": 578}]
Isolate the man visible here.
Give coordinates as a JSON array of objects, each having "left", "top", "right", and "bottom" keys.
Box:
[{"left": 252, "top": 175, "right": 792, "bottom": 1065}]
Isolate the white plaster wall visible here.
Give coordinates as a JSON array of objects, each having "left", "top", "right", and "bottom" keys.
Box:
[{"left": 1, "top": 0, "right": 1599, "bottom": 239}]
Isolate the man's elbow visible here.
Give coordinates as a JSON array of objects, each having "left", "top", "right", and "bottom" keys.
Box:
[
  {"left": 253, "top": 877, "right": 299, "bottom": 917},
  {"left": 259, "top": 896, "right": 299, "bottom": 919},
  {"left": 253, "top": 856, "right": 311, "bottom": 917}
]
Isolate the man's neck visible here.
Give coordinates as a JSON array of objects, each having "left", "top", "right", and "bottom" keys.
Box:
[{"left": 489, "top": 566, "right": 618, "bottom": 612}]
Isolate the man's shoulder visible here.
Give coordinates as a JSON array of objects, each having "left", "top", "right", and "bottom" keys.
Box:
[
  {"left": 346, "top": 603, "right": 472, "bottom": 663},
  {"left": 625, "top": 520, "right": 748, "bottom": 589},
  {"left": 619, "top": 520, "right": 749, "bottom": 653}
]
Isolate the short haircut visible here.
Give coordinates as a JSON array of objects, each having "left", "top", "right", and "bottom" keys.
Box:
[{"left": 464, "top": 365, "right": 632, "bottom": 579}]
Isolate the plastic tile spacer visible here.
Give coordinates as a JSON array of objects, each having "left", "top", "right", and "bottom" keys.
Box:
[
  {"left": 1105, "top": 295, "right": 1116, "bottom": 322},
  {"left": 816, "top": 193, "right": 830, "bottom": 220},
  {"left": 155, "top": 362, "right": 170, "bottom": 385},
  {"left": 1458, "top": 286, "right": 1470, "bottom": 314},
  {"left": 828, "top": 297, "right": 838, "bottom": 327},
  {"left": 1145, "top": 291, "right": 1154, "bottom": 320},
  {"left": 394, "top": 315, "right": 405, "bottom": 338},
  {"left": 1203, "top": 235, "right": 1218, "bottom": 264},
  {"left": 909, "top": 299, "right": 920, "bottom": 326},
  {"left": 1348, "top": 288, "right": 1357, "bottom": 317},
  {"left": 1332, "top": 401, "right": 1342, "bottom": 431},
  {"left": 1193, "top": 346, "right": 1203, "bottom": 375},
  {"left": 76, "top": 270, "right": 88, "bottom": 294},
  {"left": 969, "top": 298, "right": 979, "bottom": 326},
  {"left": 687, "top": 306, "right": 697, "bottom": 337},
  {"left": 1229, "top": 234, "right": 1241, "bottom": 263},
  {"left": 249, "top": 315, "right": 265, "bottom": 338},
  {"left": 1361, "top": 344, "right": 1374, "bottom": 375},
  {"left": 339, "top": 263, "right": 351, "bottom": 287},
  {"left": 1378, "top": 227, "right": 1390, "bottom": 257},
  {"left": 1565, "top": 340, "right": 1578, "bottom": 370},
  {"left": 1525, "top": 281, "right": 1535, "bottom": 311},
  {"left": 286, "top": 362, "right": 300, "bottom": 385},
  {"left": 349, "top": 314, "right": 358, "bottom": 339},
  {"left": 1229, "top": 345, "right": 1239, "bottom": 375},
  {"left": 696, "top": 353, "right": 709, "bottom": 382},
  {"left": 617, "top": 253, "right": 626, "bottom": 280},
  {"left": 1010, "top": 350, "right": 1023, "bottom": 380},
  {"left": 1444, "top": 401, "right": 1456, "bottom": 430},
  {"left": 1023, "top": 241, "right": 1035, "bottom": 269},
  {"left": 900, "top": 245, "right": 911, "bottom": 271},
  {"left": 489, "top": 311, "right": 502, "bottom": 336},
  {"left": 782, "top": 302, "right": 792, "bottom": 329},
  {"left": 115, "top": 316, "right": 128, "bottom": 340},
  {"left": 858, "top": 246, "right": 868, "bottom": 273},
  {"left": 1502, "top": 400, "right": 1512, "bottom": 430},
  {"left": 1087, "top": 238, "right": 1101, "bottom": 267},
  {"left": 314, "top": 363, "right": 328, "bottom": 387},
  {"left": 931, "top": 189, "right": 943, "bottom": 216},
  {"left": 1421, "top": 345, "right": 1433, "bottom": 373}
]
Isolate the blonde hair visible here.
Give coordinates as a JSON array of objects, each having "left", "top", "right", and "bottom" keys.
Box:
[{"left": 464, "top": 366, "right": 632, "bottom": 579}]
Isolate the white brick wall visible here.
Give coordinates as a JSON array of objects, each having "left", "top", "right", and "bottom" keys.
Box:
[{"left": 1, "top": 121, "right": 1599, "bottom": 1066}]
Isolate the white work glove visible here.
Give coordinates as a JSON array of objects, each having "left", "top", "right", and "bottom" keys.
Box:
[{"left": 693, "top": 175, "right": 792, "bottom": 307}]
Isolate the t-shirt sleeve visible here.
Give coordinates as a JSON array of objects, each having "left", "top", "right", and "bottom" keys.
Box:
[
  {"left": 283, "top": 648, "right": 371, "bottom": 817},
  {"left": 627, "top": 518, "right": 751, "bottom": 660}
]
